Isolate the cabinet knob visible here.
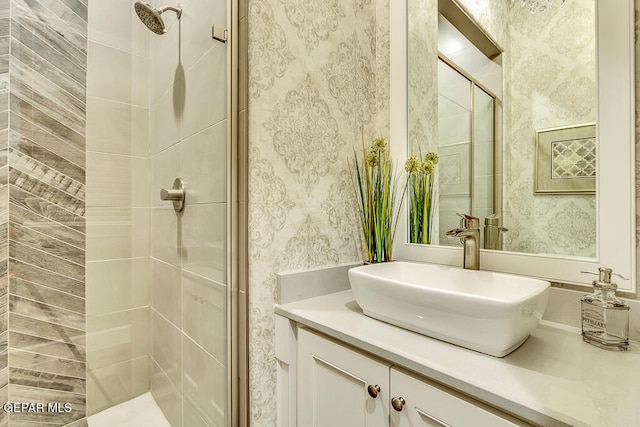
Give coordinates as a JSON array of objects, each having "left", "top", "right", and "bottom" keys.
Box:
[
  {"left": 367, "top": 384, "right": 381, "bottom": 398},
  {"left": 391, "top": 397, "right": 406, "bottom": 412}
]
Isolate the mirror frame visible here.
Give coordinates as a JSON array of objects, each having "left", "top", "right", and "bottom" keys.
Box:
[{"left": 390, "top": 0, "right": 636, "bottom": 291}]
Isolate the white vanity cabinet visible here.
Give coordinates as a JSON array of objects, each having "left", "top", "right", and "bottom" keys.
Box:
[
  {"left": 288, "top": 326, "right": 526, "bottom": 427},
  {"left": 389, "top": 367, "right": 522, "bottom": 427},
  {"left": 297, "top": 327, "right": 390, "bottom": 427}
]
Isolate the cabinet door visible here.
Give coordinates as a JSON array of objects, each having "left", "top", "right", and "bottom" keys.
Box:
[
  {"left": 298, "top": 328, "right": 391, "bottom": 427},
  {"left": 390, "top": 368, "right": 524, "bottom": 427}
]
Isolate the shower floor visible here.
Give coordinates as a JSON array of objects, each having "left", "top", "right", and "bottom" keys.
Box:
[{"left": 87, "top": 392, "right": 171, "bottom": 427}]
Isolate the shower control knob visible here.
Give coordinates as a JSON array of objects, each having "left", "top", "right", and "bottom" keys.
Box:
[
  {"left": 160, "top": 188, "right": 183, "bottom": 201},
  {"left": 391, "top": 397, "right": 405, "bottom": 412},
  {"left": 160, "top": 178, "right": 185, "bottom": 212},
  {"left": 367, "top": 384, "right": 381, "bottom": 398}
]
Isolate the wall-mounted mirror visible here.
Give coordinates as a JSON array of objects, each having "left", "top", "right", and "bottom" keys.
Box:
[{"left": 390, "top": 0, "right": 636, "bottom": 290}]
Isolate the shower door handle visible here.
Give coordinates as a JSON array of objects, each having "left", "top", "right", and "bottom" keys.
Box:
[{"left": 161, "top": 178, "right": 185, "bottom": 212}]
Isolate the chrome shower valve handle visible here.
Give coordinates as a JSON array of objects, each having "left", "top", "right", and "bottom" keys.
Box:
[{"left": 161, "top": 178, "right": 186, "bottom": 212}]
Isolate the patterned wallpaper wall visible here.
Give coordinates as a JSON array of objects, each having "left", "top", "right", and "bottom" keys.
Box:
[
  {"left": 407, "top": 0, "right": 437, "bottom": 157},
  {"left": 503, "top": 0, "right": 596, "bottom": 257},
  {"left": 247, "top": 0, "right": 390, "bottom": 424}
]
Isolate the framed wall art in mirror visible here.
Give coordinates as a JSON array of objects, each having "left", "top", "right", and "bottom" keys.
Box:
[{"left": 534, "top": 123, "right": 596, "bottom": 195}]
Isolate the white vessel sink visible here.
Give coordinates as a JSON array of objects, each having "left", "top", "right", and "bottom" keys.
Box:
[{"left": 348, "top": 261, "right": 550, "bottom": 357}]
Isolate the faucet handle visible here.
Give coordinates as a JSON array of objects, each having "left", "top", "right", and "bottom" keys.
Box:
[{"left": 456, "top": 213, "right": 479, "bottom": 229}]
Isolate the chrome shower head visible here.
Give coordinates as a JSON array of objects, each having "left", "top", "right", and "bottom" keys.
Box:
[{"left": 134, "top": 1, "right": 182, "bottom": 35}]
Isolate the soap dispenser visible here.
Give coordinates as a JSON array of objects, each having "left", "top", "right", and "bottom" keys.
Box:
[{"left": 581, "top": 267, "right": 629, "bottom": 351}]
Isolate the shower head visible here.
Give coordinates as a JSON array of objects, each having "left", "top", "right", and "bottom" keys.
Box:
[{"left": 134, "top": 1, "right": 182, "bottom": 35}]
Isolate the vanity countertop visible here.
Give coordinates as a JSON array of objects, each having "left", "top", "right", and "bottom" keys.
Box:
[{"left": 275, "top": 290, "right": 640, "bottom": 427}]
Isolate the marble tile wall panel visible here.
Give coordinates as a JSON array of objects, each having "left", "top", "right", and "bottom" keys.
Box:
[
  {"left": 64, "top": 418, "right": 88, "bottom": 427},
  {"left": 10, "top": 21, "right": 84, "bottom": 86},
  {"left": 11, "top": 68, "right": 85, "bottom": 135},
  {"left": 6, "top": 0, "right": 88, "bottom": 423},
  {"left": 10, "top": 331, "right": 85, "bottom": 362},
  {"left": 10, "top": 349, "right": 85, "bottom": 380},
  {"left": 10, "top": 95, "right": 84, "bottom": 152},
  {"left": 10, "top": 136, "right": 84, "bottom": 185},
  {"left": 10, "top": 186, "right": 85, "bottom": 233},
  {"left": 10, "top": 259, "right": 84, "bottom": 298},
  {"left": 0, "top": 384, "right": 6, "bottom": 427},
  {"left": 9, "top": 115, "right": 84, "bottom": 172},
  {"left": 9, "top": 384, "right": 85, "bottom": 425},
  {"left": 0, "top": 1, "right": 8, "bottom": 409},
  {"left": 9, "top": 312, "right": 85, "bottom": 348},
  {"left": 10, "top": 202, "right": 84, "bottom": 249},
  {"left": 12, "top": 0, "right": 86, "bottom": 64}
]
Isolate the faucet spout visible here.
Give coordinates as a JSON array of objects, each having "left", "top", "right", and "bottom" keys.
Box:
[
  {"left": 447, "top": 214, "right": 480, "bottom": 270},
  {"left": 445, "top": 228, "right": 476, "bottom": 238}
]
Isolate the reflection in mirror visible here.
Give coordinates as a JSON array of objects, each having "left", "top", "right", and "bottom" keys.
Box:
[
  {"left": 437, "top": 57, "right": 497, "bottom": 249},
  {"left": 392, "top": 0, "right": 634, "bottom": 289},
  {"left": 408, "top": 0, "right": 596, "bottom": 258}
]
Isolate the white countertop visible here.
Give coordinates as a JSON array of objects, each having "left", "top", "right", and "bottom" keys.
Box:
[{"left": 275, "top": 290, "right": 640, "bottom": 427}]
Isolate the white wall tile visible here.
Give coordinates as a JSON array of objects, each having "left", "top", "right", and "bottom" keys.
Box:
[
  {"left": 150, "top": 21, "right": 180, "bottom": 105},
  {"left": 88, "top": 41, "right": 134, "bottom": 104},
  {"left": 132, "top": 53, "right": 150, "bottom": 107},
  {"left": 180, "top": 203, "right": 226, "bottom": 281},
  {"left": 182, "top": 400, "right": 209, "bottom": 427},
  {"left": 151, "top": 143, "right": 182, "bottom": 207},
  {"left": 180, "top": 0, "right": 226, "bottom": 72},
  {"left": 87, "top": 258, "right": 151, "bottom": 316},
  {"left": 150, "top": 85, "right": 182, "bottom": 155},
  {"left": 86, "top": 152, "right": 131, "bottom": 207},
  {"left": 87, "top": 152, "right": 150, "bottom": 208},
  {"left": 88, "top": 0, "right": 151, "bottom": 57},
  {"left": 152, "top": 258, "right": 182, "bottom": 327},
  {"left": 182, "top": 270, "right": 226, "bottom": 363},
  {"left": 87, "top": 307, "right": 151, "bottom": 369},
  {"left": 151, "top": 359, "right": 183, "bottom": 427},
  {"left": 152, "top": 310, "right": 182, "bottom": 392},
  {"left": 87, "top": 207, "right": 150, "bottom": 261},
  {"left": 182, "top": 335, "right": 226, "bottom": 427},
  {"left": 87, "top": 356, "right": 151, "bottom": 416},
  {"left": 182, "top": 45, "right": 227, "bottom": 139},
  {"left": 87, "top": 97, "right": 150, "bottom": 157},
  {"left": 181, "top": 121, "right": 227, "bottom": 205},
  {"left": 150, "top": 207, "right": 180, "bottom": 267}
]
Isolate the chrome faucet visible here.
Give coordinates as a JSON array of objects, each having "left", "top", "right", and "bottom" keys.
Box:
[{"left": 446, "top": 213, "right": 480, "bottom": 270}]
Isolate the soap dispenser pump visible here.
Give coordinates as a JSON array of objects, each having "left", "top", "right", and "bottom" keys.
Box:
[{"left": 580, "top": 267, "right": 629, "bottom": 351}]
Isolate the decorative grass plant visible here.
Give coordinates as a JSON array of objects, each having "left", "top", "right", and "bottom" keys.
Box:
[
  {"left": 405, "top": 151, "right": 439, "bottom": 244},
  {"left": 352, "top": 135, "right": 404, "bottom": 263}
]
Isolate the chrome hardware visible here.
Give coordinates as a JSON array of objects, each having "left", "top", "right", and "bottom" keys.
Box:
[
  {"left": 445, "top": 213, "right": 480, "bottom": 270},
  {"left": 212, "top": 25, "right": 228, "bottom": 42},
  {"left": 484, "top": 214, "right": 508, "bottom": 250},
  {"left": 367, "top": 384, "right": 381, "bottom": 399},
  {"left": 391, "top": 397, "right": 405, "bottom": 412},
  {"left": 581, "top": 268, "right": 629, "bottom": 281},
  {"left": 581, "top": 267, "right": 629, "bottom": 290},
  {"left": 160, "top": 178, "right": 186, "bottom": 212}
]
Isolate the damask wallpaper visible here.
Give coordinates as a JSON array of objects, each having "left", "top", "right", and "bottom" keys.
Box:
[
  {"left": 247, "top": 0, "right": 390, "bottom": 424},
  {"left": 503, "top": 0, "right": 597, "bottom": 257}
]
